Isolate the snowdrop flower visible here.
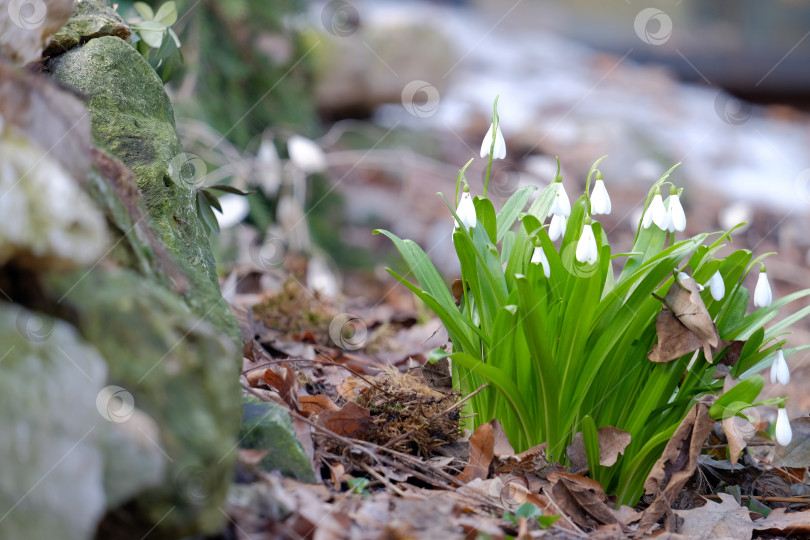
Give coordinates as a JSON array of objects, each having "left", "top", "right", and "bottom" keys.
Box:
[
  {"left": 551, "top": 182, "right": 571, "bottom": 217},
  {"left": 666, "top": 189, "right": 686, "bottom": 232},
  {"left": 455, "top": 190, "right": 477, "bottom": 230},
  {"left": 576, "top": 222, "right": 598, "bottom": 265},
  {"left": 754, "top": 266, "right": 773, "bottom": 308},
  {"left": 775, "top": 408, "right": 792, "bottom": 446},
  {"left": 705, "top": 271, "right": 725, "bottom": 301},
  {"left": 642, "top": 189, "right": 668, "bottom": 230},
  {"left": 548, "top": 213, "right": 566, "bottom": 241},
  {"left": 770, "top": 350, "right": 790, "bottom": 386},
  {"left": 213, "top": 194, "right": 250, "bottom": 229},
  {"left": 480, "top": 122, "right": 506, "bottom": 159},
  {"left": 288, "top": 135, "right": 327, "bottom": 174},
  {"left": 590, "top": 172, "right": 611, "bottom": 215},
  {"left": 531, "top": 246, "right": 550, "bottom": 278}
]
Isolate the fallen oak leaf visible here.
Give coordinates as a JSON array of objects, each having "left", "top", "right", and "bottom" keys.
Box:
[
  {"left": 753, "top": 507, "right": 810, "bottom": 535},
  {"left": 639, "top": 396, "right": 717, "bottom": 533},
  {"left": 674, "top": 493, "right": 753, "bottom": 540}
]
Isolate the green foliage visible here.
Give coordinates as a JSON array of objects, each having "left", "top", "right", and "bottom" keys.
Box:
[
  {"left": 128, "top": 1, "right": 183, "bottom": 82},
  {"left": 503, "top": 502, "right": 560, "bottom": 530},
  {"left": 377, "top": 101, "right": 809, "bottom": 507}
]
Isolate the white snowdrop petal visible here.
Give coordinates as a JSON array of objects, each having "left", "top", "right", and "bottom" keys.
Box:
[
  {"left": 548, "top": 214, "right": 566, "bottom": 241},
  {"left": 214, "top": 194, "right": 250, "bottom": 229},
  {"left": 576, "top": 224, "right": 598, "bottom": 264},
  {"left": 668, "top": 195, "right": 686, "bottom": 232},
  {"left": 707, "top": 271, "right": 725, "bottom": 301},
  {"left": 531, "top": 246, "right": 550, "bottom": 278},
  {"left": 288, "top": 135, "right": 326, "bottom": 174},
  {"left": 493, "top": 125, "right": 506, "bottom": 159},
  {"left": 480, "top": 124, "right": 494, "bottom": 158},
  {"left": 649, "top": 194, "right": 668, "bottom": 230},
  {"left": 776, "top": 408, "right": 792, "bottom": 446},
  {"left": 455, "top": 192, "right": 477, "bottom": 229},
  {"left": 590, "top": 179, "right": 611, "bottom": 215},
  {"left": 774, "top": 350, "right": 790, "bottom": 386},
  {"left": 754, "top": 271, "right": 773, "bottom": 307}
]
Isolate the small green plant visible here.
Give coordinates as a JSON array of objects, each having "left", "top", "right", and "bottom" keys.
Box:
[
  {"left": 129, "top": 1, "right": 183, "bottom": 82},
  {"left": 347, "top": 477, "right": 371, "bottom": 496},
  {"left": 376, "top": 97, "right": 810, "bottom": 506},
  {"left": 503, "top": 502, "right": 559, "bottom": 530}
]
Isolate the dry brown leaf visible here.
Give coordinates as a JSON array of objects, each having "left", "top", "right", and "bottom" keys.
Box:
[
  {"left": 721, "top": 415, "right": 755, "bottom": 467},
  {"left": 674, "top": 493, "right": 753, "bottom": 540},
  {"left": 491, "top": 419, "right": 515, "bottom": 457},
  {"left": 639, "top": 396, "right": 716, "bottom": 532},
  {"left": 753, "top": 508, "right": 810, "bottom": 535},
  {"left": 328, "top": 462, "right": 346, "bottom": 490},
  {"left": 548, "top": 471, "right": 618, "bottom": 531},
  {"left": 459, "top": 422, "right": 495, "bottom": 483},
  {"left": 493, "top": 443, "right": 549, "bottom": 476},
  {"left": 316, "top": 401, "right": 371, "bottom": 438},
  {"left": 661, "top": 273, "right": 720, "bottom": 362},
  {"left": 567, "top": 426, "right": 632, "bottom": 472},
  {"left": 648, "top": 309, "right": 705, "bottom": 363},
  {"left": 299, "top": 394, "right": 340, "bottom": 415}
]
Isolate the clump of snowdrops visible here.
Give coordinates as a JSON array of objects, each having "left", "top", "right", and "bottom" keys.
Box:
[{"left": 376, "top": 97, "right": 810, "bottom": 506}]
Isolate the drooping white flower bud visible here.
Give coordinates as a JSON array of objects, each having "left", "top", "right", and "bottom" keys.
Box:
[
  {"left": 548, "top": 214, "right": 566, "bottom": 241},
  {"left": 642, "top": 189, "right": 668, "bottom": 230},
  {"left": 551, "top": 182, "right": 571, "bottom": 218},
  {"left": 575, "top": 223, "right": 598, "bottom": 265},
  {"left": 776, "top": 408, "right": 792, "bottom": 446},
  {"left": 706, "top": 271, "right": 725, "bottom": 301},
  {"left": 666, "top": 189, "right": 686, "bottom": 232},
  {"left": 480, "top": 123, "right": 506, "bottom": 159},
  {"left": 214, "top": 193, "right": 250, "bottom": 229},
  {"left": 754, "top": 266, "right": 773, "bottom": 308},
  {"left": 455, "top": 191, "right": 477, "bottom": 230},
  {"left": 288, "top": 135, "right": 327, "bottom": 174},
  {"left": 531, "top": 246, "right": 550, "bottom": 278},
  {"left": 770, "top": 350, "right": 790, "bottom": 386},
  {"left": 590, "top": 173, "right": 611, "bottom": 215}
]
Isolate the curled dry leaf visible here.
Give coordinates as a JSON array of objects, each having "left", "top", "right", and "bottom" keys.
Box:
[
  {"left": 548, "top": 472, "right": 618, "bottom": 531},
  {"left": 299, "top": 394, "right": 340, "bottom": 416},
  {"left": 458, "top": 422, "right": 495, "bottom": 483},
  {"left": 654, "top": 272, "right": 721, "bottom": 363},
  {"left": 639, "top": 396, "right": 716, "bottom": 533},
  {"left": 493, "top": 442, "right": 549, "bottom": 476}
]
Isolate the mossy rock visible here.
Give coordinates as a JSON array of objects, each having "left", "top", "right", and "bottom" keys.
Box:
[
  {"left": 239, "top": 395, "right": 315, "bottom": 482},
  {"left": 44, "top": 0, "right": 131, "bottom": 56},
  {"left": 47, "top": 34, "right": 239, "bottom": 344},
  {"left": 42, "top": 268, "right": 242, "bottom": 540}
]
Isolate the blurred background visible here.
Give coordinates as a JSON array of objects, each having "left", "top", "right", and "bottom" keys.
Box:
[{"left": 126, "top": 0, "right": 810, "bottom": 412}]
